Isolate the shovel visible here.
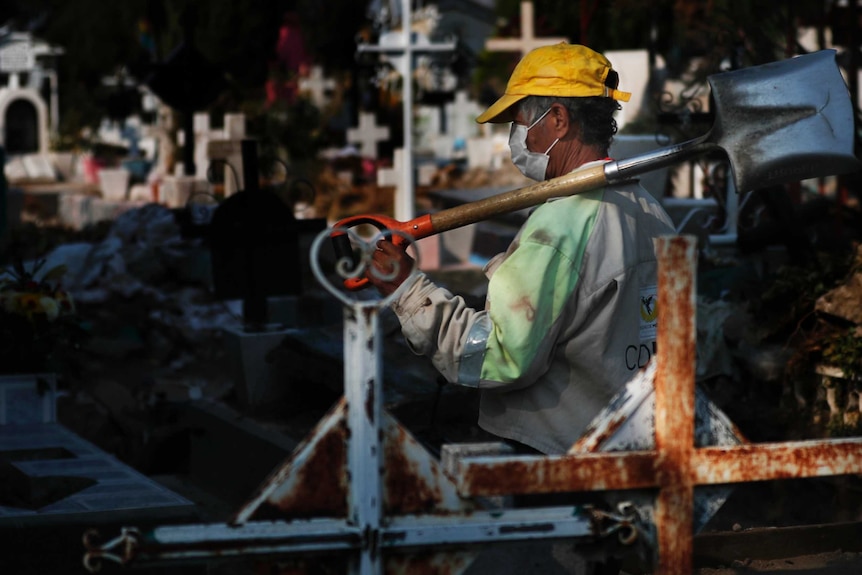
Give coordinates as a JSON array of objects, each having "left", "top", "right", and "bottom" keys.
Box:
[{"left": 332, "top": 49, "right": 860, "bottom": 290}]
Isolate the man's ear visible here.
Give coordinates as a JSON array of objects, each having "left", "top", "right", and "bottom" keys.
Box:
[{"left": 550, "top": 102, "right": 574, "bottom": 138}]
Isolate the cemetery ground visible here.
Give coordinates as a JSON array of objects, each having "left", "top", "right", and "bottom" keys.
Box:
[{"left": 3, "top": 192, "right": 862, "bottom": 574}]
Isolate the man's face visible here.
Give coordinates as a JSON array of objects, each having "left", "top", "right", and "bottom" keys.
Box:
[{"left": 513, "top": 105, "right": 560, "bottom": 156}]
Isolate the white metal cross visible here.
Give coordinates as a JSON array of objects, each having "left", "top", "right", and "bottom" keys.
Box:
[
  {"left": 357, "top": 0, "right": 456, "bottom": 222},
  {"left": 346, "top": 112, "right": 391, "bottom": 159},
  {"left": 376, "top": 147, "right": 404, "bottom": 189},
  {"left": 485, "top": 1, "right": 568, "bottom": 57},
  {"left": 299, "top": 65, "right": 336, "bottom": 109}
]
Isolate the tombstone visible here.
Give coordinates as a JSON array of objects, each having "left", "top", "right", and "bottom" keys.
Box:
[
  {"left": 211, "top": 139, "right": 329, "bottom": 412},
  {"left": 0, "top": 30, "right": 63, "bottom": 157},
  {"left": 466, "top": 132, "right": 510, "bottom": 170},
  {"left": 414, "top": 105, "right": 441, "bottom": 156},
  {"left": 0, "top": 374, "right": 195, "bottom": 532},
  {"left": 376, "top": 146, "right": 404, "bottom": 212},
  {"left": 446, "top": 90, "right": 482, "bottom": 141},
  {"left": 174, "top": 111, "right": 245, "bottom": 192},
  {"left": 415, "top": 91, "right": 483, "bottom": 162},
  {"left": 484, "top": 1, "right": 568, "bottom": 57},
  {"left": 605, "top": 49, "right": 651, "bottom": 132},
  {"left": 298, "top": 65, "right": 336, "bottom": 108},
  {"left": 206, "top": 113, "right": 247, "bottom": 197},
  {"left": 346, "top": 112, "right": 390, "bottom": 159},
  {"left": 209, "top": 139, "right": 326, "bottom": 327}
]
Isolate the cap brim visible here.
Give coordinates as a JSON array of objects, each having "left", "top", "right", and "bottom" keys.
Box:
[{"left": 476, "top": 93, "right": 527, "bottom": 124}]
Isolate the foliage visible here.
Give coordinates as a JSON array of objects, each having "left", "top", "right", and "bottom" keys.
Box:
[
  {"left": 819, "top": 329, "right": 862, "bottom": 381},
  {"left": 753, "top": 250, "right": 855, "bottom": 341},
  {"left": 751, "top": 246, "right": 862, "bottom": 395},
  {"left": 0, "top": 259, "right": 88, "bottom": 376}
]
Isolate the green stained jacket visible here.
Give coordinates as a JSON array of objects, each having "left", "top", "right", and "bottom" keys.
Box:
[{"left": 390, "top": 173, "right": 676, "bottom": 454}]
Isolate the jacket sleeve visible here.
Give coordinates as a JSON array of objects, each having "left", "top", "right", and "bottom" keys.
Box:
[
  {"left": 390, "top": 238, "right": 580, "bottom": 391},
  {"left": 391, "top": 272, "right": 492, "bottom": 387},
  {"left": 391, "top": 194, "right": 600, "bottom": 391}
]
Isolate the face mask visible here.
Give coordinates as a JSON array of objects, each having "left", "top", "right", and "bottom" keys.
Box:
[{"left": 509, "top": 108, "right": 560, "bottom": 181}]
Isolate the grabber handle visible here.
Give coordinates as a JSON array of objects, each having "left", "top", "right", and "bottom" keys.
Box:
[{"left": 329, "top": 213, "right": 433, "bottom": 291}]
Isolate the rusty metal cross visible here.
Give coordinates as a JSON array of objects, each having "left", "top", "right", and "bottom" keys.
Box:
[{"left": 451, "top": 235, "right": 862, "bottom": 571}]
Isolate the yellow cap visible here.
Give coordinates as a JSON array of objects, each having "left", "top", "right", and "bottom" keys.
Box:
[{"left": 476, "top": 42, "right": 632, "bottom": 124}]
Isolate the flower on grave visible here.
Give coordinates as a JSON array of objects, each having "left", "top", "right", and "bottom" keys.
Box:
[{"left": 0, "top": 259, "right": 87, "bottom": 376}]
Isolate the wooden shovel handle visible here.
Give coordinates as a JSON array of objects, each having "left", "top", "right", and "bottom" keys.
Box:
[
  {"left": 429, "top": 163, "right": 608, "bottom": 234},
  {"left": 330, "top": 163, "right": 608, "bottom": 291}
]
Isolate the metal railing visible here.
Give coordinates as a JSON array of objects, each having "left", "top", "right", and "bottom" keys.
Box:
[{"left": 83, "top": 233, "right": 862, "bottom": 574}]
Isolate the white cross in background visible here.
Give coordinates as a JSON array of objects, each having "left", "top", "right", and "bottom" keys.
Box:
[
  {"left": 346, "top": 112, "right": 391, "bottom": 159},
  {"left": 299, "top": 65, "right": 336, "bottom": 108},
  {"left": 446, "top": 90, "right": 482, "bottom": 140},
  {"left": 485, "top": 1, "right": 568, "bottom": 57},
  {"left": 357, "top": 0, "right": 456, "bottom": 222},
  {"left": 206, "top": 113, "right": 247, "bottom": 196},
  {"left": 376, "top": 147, "right": 404, "bottom": 189}
]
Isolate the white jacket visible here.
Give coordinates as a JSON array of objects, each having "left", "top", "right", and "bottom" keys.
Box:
[{"left": 390, "top": 177, "right": 676, "bottom": 454}]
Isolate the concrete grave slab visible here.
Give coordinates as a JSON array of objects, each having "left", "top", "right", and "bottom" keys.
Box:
[{"left": 0, "top": 423, "right": 194, "bottom": 526}]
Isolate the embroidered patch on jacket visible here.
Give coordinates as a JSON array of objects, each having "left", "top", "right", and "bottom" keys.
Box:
[{"left": 639, "top": 285, "right": 658, "bottom": 341}]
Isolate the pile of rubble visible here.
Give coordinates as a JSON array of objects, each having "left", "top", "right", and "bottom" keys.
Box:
[{"left": 28, "top": 204, "right": 238, "bottom": 465}]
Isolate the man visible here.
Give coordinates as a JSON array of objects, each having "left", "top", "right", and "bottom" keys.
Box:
[{"left": 368, "top": 43, "right": 675, "bottom": 456}]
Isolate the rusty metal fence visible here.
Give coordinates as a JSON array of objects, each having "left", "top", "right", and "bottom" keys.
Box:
[{"left": 83, "top": 233, "right": 862, "bottom": 574}]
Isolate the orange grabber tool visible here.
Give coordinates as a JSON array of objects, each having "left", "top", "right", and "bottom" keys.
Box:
[
  {"left": 329, "top": 213, "right": 435, "bottom": 291},
  {"left": 329, "top": 162, "right": 612, "bottom": 291}
]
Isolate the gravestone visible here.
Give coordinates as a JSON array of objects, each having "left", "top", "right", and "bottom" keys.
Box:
[
  {"left": 484, "top": 1, "right": 568, "bottom": 57},
  {"left": 346, "top": 112, "right": 390, "bottom": 159},
  {"left": 0, "top": 374, "right": 194, "bottom": 527},
  {"left": 414, "top": 105, "right": 441, "bottom": 156},
  {"left": 415, "top": 91, "right": 484, "bottom": 162},
  {"left": 0, "top": 29, "right": 63, "bottom": 157},
  {"left": 376, "top": 147, "right": 409, "bottom": 219},
  {"left": 209, "top": 139, "right": 301, "bottom": 327},
  {"left": 298, "top": 65, "right": 336, "bottom": 108},
  {"left": 0, "top": 374, "right": 57, "bottom": 425},
  {"left": 206, "top": 113, "right": 247, "bottom": 197},
  {"left": 211, "top": 139, "right": 330, "bottom": 413},
  {"left": 0, "top": 423, "right": 194, "bottom": 525},
  {"left": 446, "top": 90, "right": 482, "bottom": 141},
  {"left": 605, "top": 49, "right": 651, "bottom": 132}
]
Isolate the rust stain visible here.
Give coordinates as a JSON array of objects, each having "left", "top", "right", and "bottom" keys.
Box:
[
  {"left": 510, "top": 295, "right": 535, "bottom": 322},
  {"left": 694, "top": 440, "right": 862, "bottom": 484},
  {"left": 570, "top": 411, "right": 629, "bottom": 453},
  {"left": 383, "top": 425, "right": 443, "bottom": 515},
  {"left": 260, "top": 418, "right": 349, "bottom": 519},
  {"left": 459, "top": 452, "right": 658, "bottom": 497}
]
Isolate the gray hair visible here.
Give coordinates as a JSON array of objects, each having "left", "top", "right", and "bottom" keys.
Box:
[{"left": 518, "top": 96, "right": 621, "bottom": 153}]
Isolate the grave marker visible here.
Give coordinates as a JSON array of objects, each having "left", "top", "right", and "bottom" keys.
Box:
[
  {"left": 356, "top": 0, "right": 456, "bottom": 221},
  {"left": 605, "top": 49, "right": 651, "bottom": 131},
  {"left": 206, "top": 113, "right": 246, "bottom": 196},
  {"left": 346, "top": 112, "right": 390, "bottom": 159},
  {"left": 484, "top": 1, "right": 568, "bottom": 57},
  {"left": 376, "top": 147, "right": 404, "bottom": 190},
  {"left": 298, "top": 65, "right": 336, "bottom": 108},
  {"left": 446, "top": 90, "right": 482, "bottom": 141}
]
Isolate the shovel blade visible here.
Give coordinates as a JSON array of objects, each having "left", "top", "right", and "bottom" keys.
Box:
[{"left": 709, "top": 49, "right": 861, "bottom": 193}]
